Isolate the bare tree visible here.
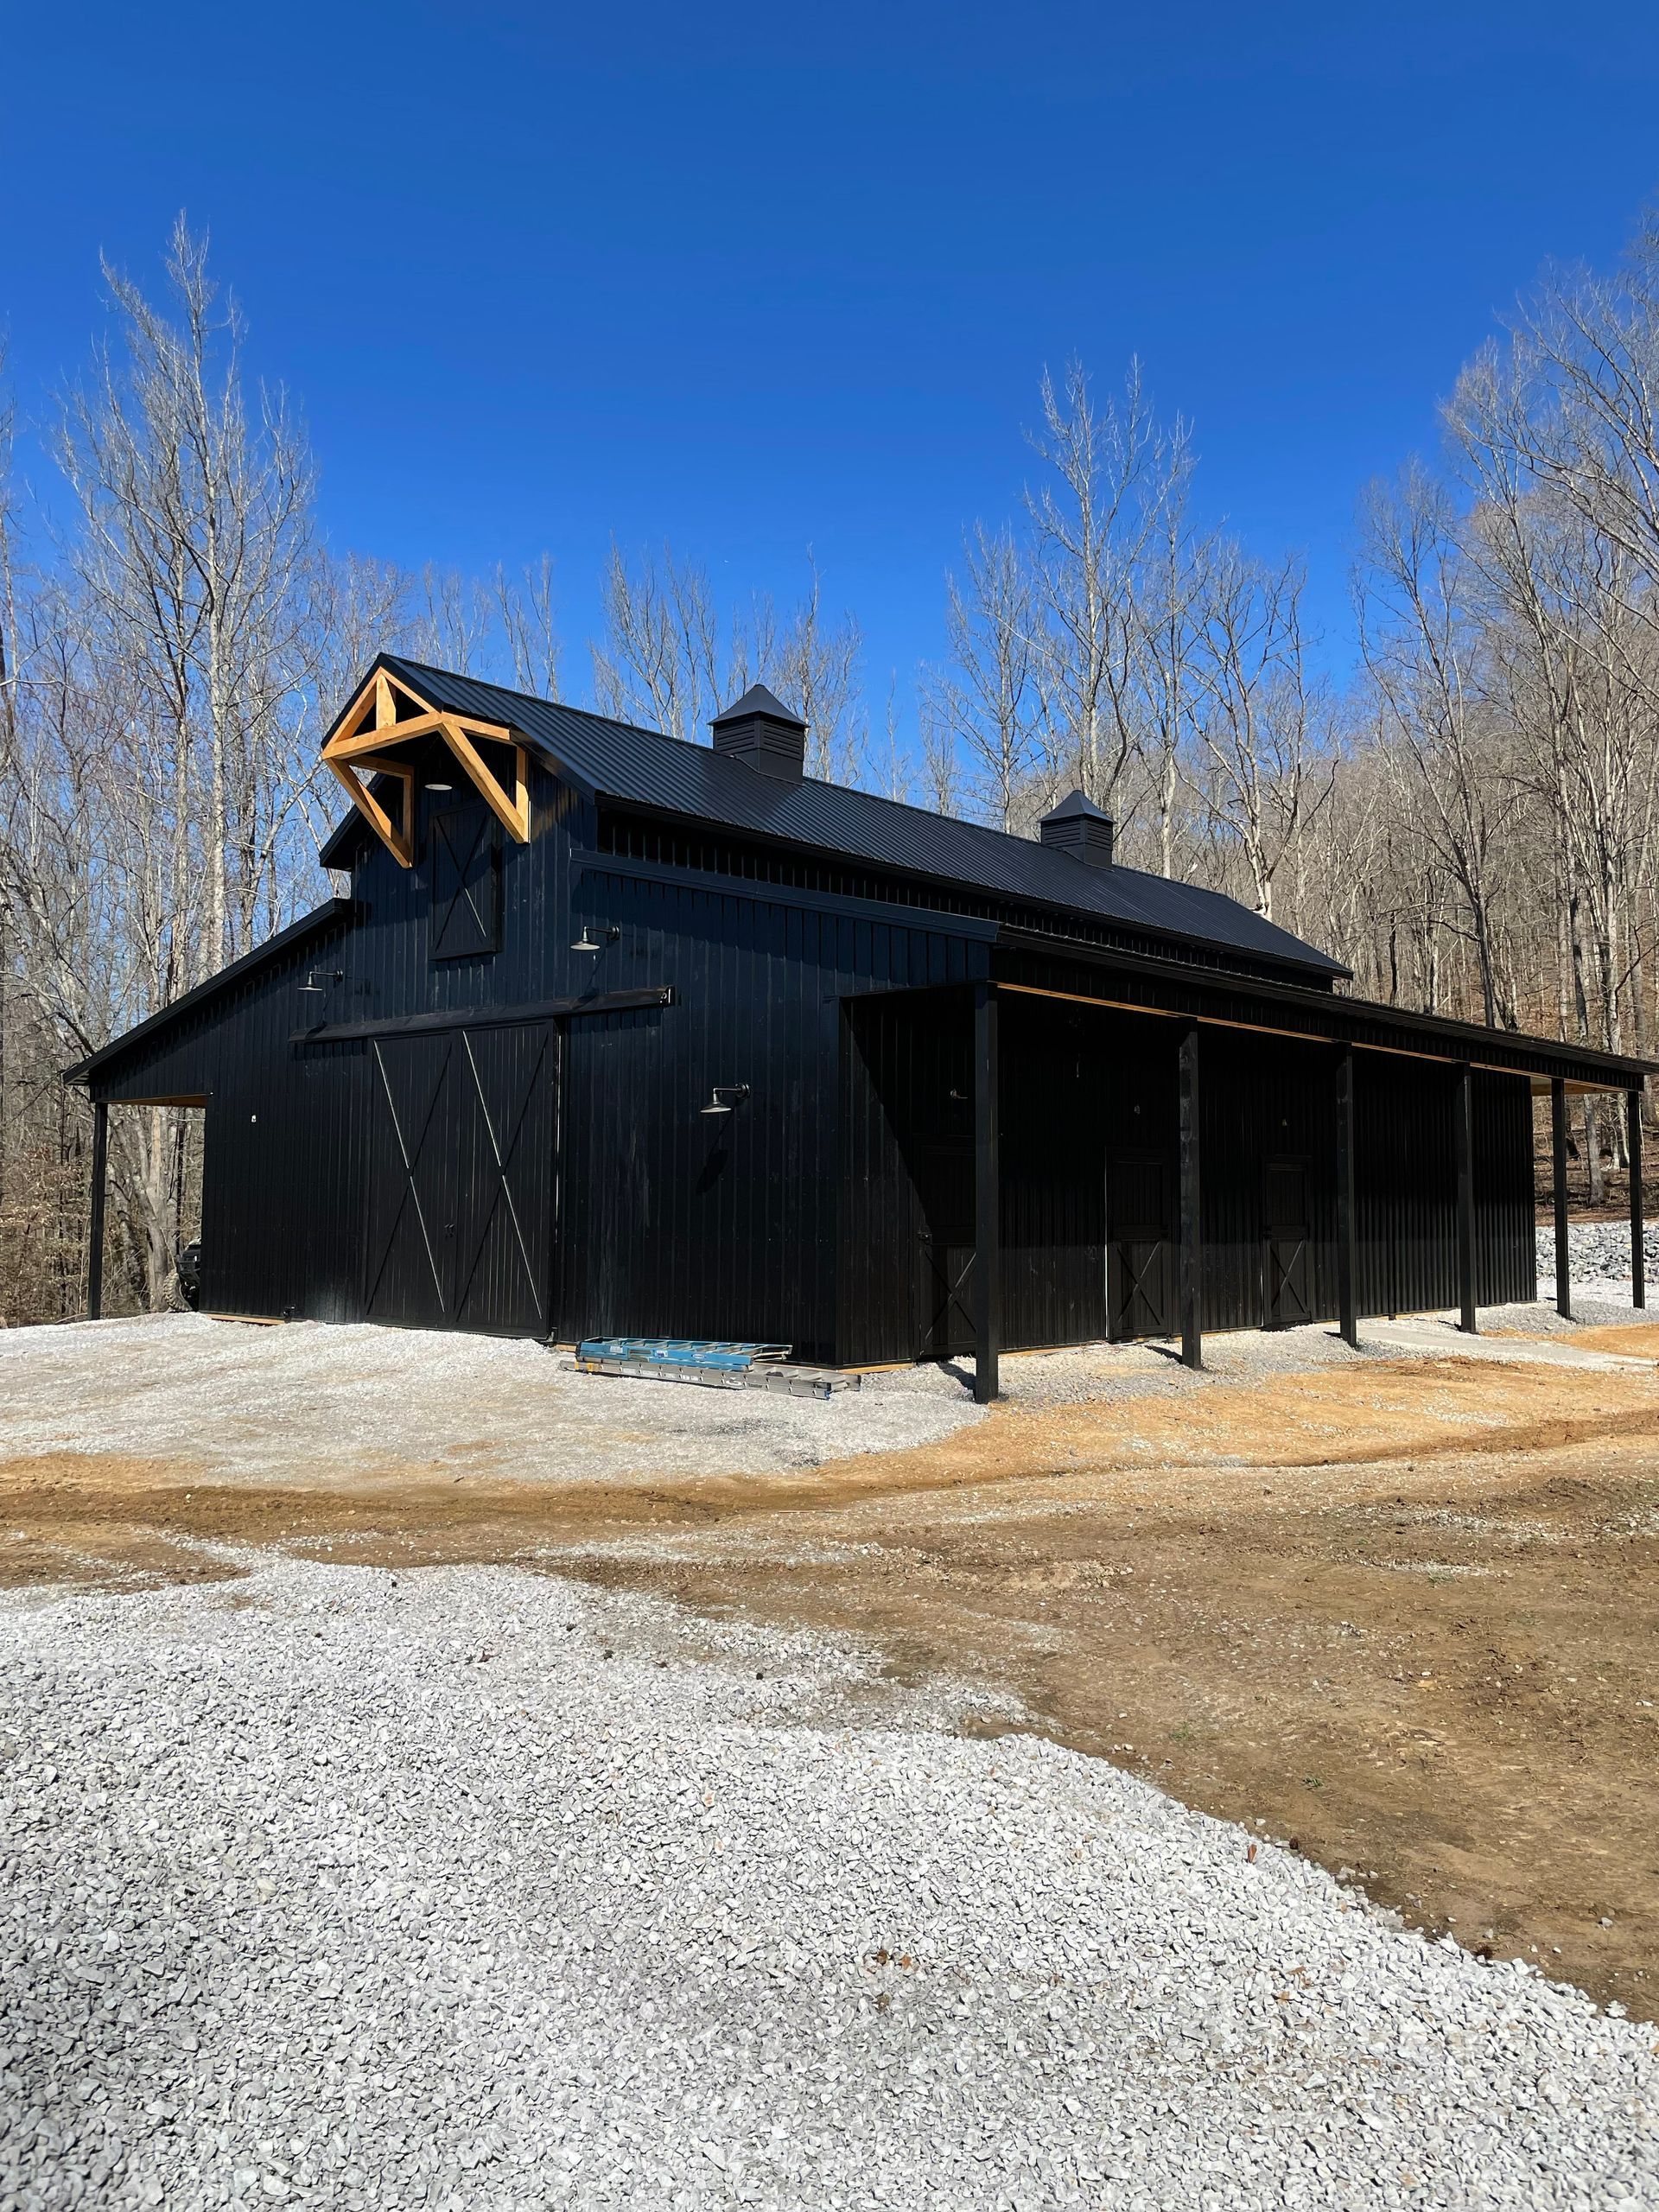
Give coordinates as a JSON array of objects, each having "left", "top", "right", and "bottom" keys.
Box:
[
  {"left": 1134, "top": 459, "right": 1208, "bottom": 879},
  {"left": 922, "top": 525, "right": 1038, "bottom": 828},
  {"left": 1189, "top": 545, "right": 1335, "bottom": 923},
  {"left": 494, "top": 554, "right": 561, "bottom": 697},
  {"left": 1357, "top": 462, "right": 1518, "bottom": 1027},
  {"left": 771, "top": 556, "right": 863, "bottom": 783},
  {"left": 592, "top": 543, "right": 863, "bottom": 772},
  {"left": 1024, "top": 359, "right": 1188, "bottom": 814},
  {"left": 56, "top": 218, "right": 318, "bottom": 975},
  {"left": 917, "top": 694, "right": 966, "bottom": 818},
  {"left": 4, "top": 225, "right": 327, "bottom": 1313},
  {"left": 590, "top": 542, "right": 725, "bottom": 741}
]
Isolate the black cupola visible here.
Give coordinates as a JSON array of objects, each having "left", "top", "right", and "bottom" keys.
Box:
[
  {"left": 1039, "top": 788, "right": 1115, "bottom": 868},
  {"left": 709, "top": 683, "right": 808, "bottom": 783}
]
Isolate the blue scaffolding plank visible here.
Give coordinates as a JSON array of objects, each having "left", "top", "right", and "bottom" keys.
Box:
[{"left": 575, "top": 1337, "right": 791, "bottom": 1372}]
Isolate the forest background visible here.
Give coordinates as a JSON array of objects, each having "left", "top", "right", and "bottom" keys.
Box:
[{"left": 5, "top": 212, "right": 1659, "bottom": 1320}]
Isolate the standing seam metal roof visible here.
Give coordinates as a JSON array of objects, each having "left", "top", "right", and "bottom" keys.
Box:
[{"left": 365, "top": 653, "right": 1348, "bottom": 980}]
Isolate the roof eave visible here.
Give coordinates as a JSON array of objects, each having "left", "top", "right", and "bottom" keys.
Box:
[{"left": 994, "top": 923, "right": 1656, "bottom": 1086}]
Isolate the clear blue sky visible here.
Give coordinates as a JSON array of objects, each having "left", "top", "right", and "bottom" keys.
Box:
[{"left": 7, "top": 0, "right": 1659, "bottom": 730}]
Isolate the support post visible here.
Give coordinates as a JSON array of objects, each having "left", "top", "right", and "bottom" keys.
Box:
[
  {"left": 1551, "top": 1077, "right": 1571, "bottom": 1321},
  {"left": 1335, "top": 1047, "right": 1357, "bottom": 1349},
  {"left": 1179, "top": 1021, "right": 1203, "bottom": 1370},
  {"left": 1629, "top": 1088, "right": 1645, "bottom": 1311},
  {"left": 87, "top": 1099, "right": 109, "bottom": 1322},
  {"left": 972, "top": 980, "right": 1000, "bottom": 1404},
  {"left": 1454, "top": 1062, "right": 1477, "bottom": 1334}
]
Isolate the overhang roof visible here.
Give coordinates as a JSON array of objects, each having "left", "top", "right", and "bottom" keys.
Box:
[
  {"left": 992, "top": 927, "right": 1657, "bottom": 1092},
  {"left": 322, "top": 654, "right": 1350, "bottom": 982}
]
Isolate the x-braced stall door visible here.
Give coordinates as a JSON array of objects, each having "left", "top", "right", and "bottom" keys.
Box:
[
  {"left": 913, "top": 1135, "right": 976, "bottom": 1358},
  {"left": 1262, "top": 1155, "right": 1313, "bottom": 1329},
  {"left": 1107, "top": 1151, "right": 1177, "bottom": 1340},
  {"left": 364, "top": 1020, "right": 559, "bottom": 1335}
]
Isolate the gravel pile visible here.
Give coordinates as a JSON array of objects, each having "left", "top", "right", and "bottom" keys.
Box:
[
  {"left": 3, "top": 1561, "right": 1655, "bottom": 2210},
  {"left": 1535, "top": 1219, "right": 1659, "bottom": 1294}
]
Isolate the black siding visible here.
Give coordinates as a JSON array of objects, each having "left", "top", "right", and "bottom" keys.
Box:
[
  {"left": 838, "top": 995, "right": 1536, "bottom": 1359},
  {"left": 85, "top": 757, "right": 1541, "bottom": 1359},
  {"left": 92, "top": 766, "right": 980, "bottom": 1361}
]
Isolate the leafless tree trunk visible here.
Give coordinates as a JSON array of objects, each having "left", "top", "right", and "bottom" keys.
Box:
[{"left": 923, "top": 525, "right": 1037, "bottom": 828}]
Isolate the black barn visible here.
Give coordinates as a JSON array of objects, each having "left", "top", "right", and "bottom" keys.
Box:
[{"left": 67, "top": 655, "right": 1652, "bottom": 1398}]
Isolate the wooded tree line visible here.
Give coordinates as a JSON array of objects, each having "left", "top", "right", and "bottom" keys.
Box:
[{"left": 4, "top": 214, "right": 1657, "bottom": 1322}]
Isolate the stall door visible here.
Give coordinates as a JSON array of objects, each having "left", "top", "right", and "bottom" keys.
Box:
[
  {"left": 913, "top": 1134, "right": 976, "bottom": 1358},
  {"left": 364, "top": 1020, "right": 559, "bottom": 1335},
  {"left": 1108, "top": 1152, "right": 1177, "bottom": 1339},
  {"left": 1263, "top": 1155, "right": 1312, "bottom": 1328}
]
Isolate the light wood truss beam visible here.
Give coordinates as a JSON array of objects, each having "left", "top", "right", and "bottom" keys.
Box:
[
  {"left": 326, "top": 752, "right": 416, "bottom": 868},
  {"left": 321, "top": 667, "right": 531, "bottom": 866}
]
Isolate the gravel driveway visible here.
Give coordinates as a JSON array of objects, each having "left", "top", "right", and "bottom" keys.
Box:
[
  {"left": 3, "top": 1560, "right": 1656, "bottom": 2211},
  {"left": 0, "top": 1315, "right": 982, "bottom": 1482},
  {"left": 5, "top": 1295, "right": 1649, "bottom": 1491}
]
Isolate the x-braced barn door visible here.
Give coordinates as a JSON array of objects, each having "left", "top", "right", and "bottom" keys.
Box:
[
  {"left": 1107, "top": 1151, "right": 1177, "bottom": 1339},
  {"left": 364, "top": 1020, "right": 560, "bottom": 1335},
  {"left": 1262, "top": 1154, "right": 1312, "bottom": 1329},
  {"left": 913, "top": 1135, "right": 976, "bottom": 1358}
]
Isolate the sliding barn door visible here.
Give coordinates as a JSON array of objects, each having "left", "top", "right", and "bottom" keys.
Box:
[{"left": 364, "top": 1020, "right": 560, "bottom": 1335}]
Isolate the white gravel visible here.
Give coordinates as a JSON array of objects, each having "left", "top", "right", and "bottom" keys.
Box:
[
  {"left": 1535, "top": 1218, "right": 1659, "bottom": 1311},
  {"left": 3, "top": 1561, "right": 1656, "bottom": 2211},
  {"left": 9, "top": 1294, "right": 1649, "bottom": 1493},
  {"left": 0, "top": 1315, "right": 984, "bottom": 1482}
]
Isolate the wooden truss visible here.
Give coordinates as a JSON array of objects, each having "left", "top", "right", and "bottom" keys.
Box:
[{"left": 322, "top": 667, "right": 531, "bottom": 867}]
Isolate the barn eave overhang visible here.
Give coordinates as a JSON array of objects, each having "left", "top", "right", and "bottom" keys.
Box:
[{"left": 990, "top": 926, "right": 1656, "bottom": 1093}]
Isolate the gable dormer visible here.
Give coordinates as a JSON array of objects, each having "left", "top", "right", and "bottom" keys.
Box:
[{"left": 321, "top": 663, "right": 531, "bottom": 867}]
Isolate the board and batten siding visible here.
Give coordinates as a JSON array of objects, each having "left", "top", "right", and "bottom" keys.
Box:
[
  {"left": 86, "top": 760, "right": 984, "bottom": 1358},
  {"left": 837, "top": 990, "right": 1538, "bottom": 1364}
]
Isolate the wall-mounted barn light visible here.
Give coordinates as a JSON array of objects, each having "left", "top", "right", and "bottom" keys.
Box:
[
  {"left": 298, "top": 969, "right": 345, "bottom": 996},
  {"left": 571, "top": 924, "right": 620, "bottom": 954},
  {"left": 700, "top": 1084, "right": 751, "bottom": 1117}
]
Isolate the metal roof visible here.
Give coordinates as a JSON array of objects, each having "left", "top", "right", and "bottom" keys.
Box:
[{"left": 352, "top": 654, "right": 1349, "bottom": 981}]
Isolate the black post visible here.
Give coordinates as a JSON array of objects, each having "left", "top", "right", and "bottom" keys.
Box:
[
  {"left": 1629, "top": 1088, "right": 1645, "bottom": 1312},
  {"left": 87, "top": 1099, "right": 109, "bottom": 1322},
  {"left": 1551, "top": 1077, "right": 1571, "bottom": 1321},
  {"left": 972, "top": 980, "right": 1000, "bottom": 1404},
  {"left": 1335, "top": 1047, "right": 1357, "bottom": 1349},
  {"left": 1179, "top": 1021, "right": 1203, "bottom": 1370},
  {"left": 1454, "top": 1063, "right": 1478, "bottom": 1334}
]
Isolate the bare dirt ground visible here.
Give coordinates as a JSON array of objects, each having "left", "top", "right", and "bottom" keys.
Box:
[{"left": 3, "top": 1318, "right": 1658, "bottom": 2026}]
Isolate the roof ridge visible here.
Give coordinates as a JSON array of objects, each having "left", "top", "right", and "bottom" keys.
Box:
[
  {"left": 379, "top": 652, "right": 1335, "bottom": 962},
  {"left": 385, "top": 652, "right": 1071, "bottom": 864}
]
